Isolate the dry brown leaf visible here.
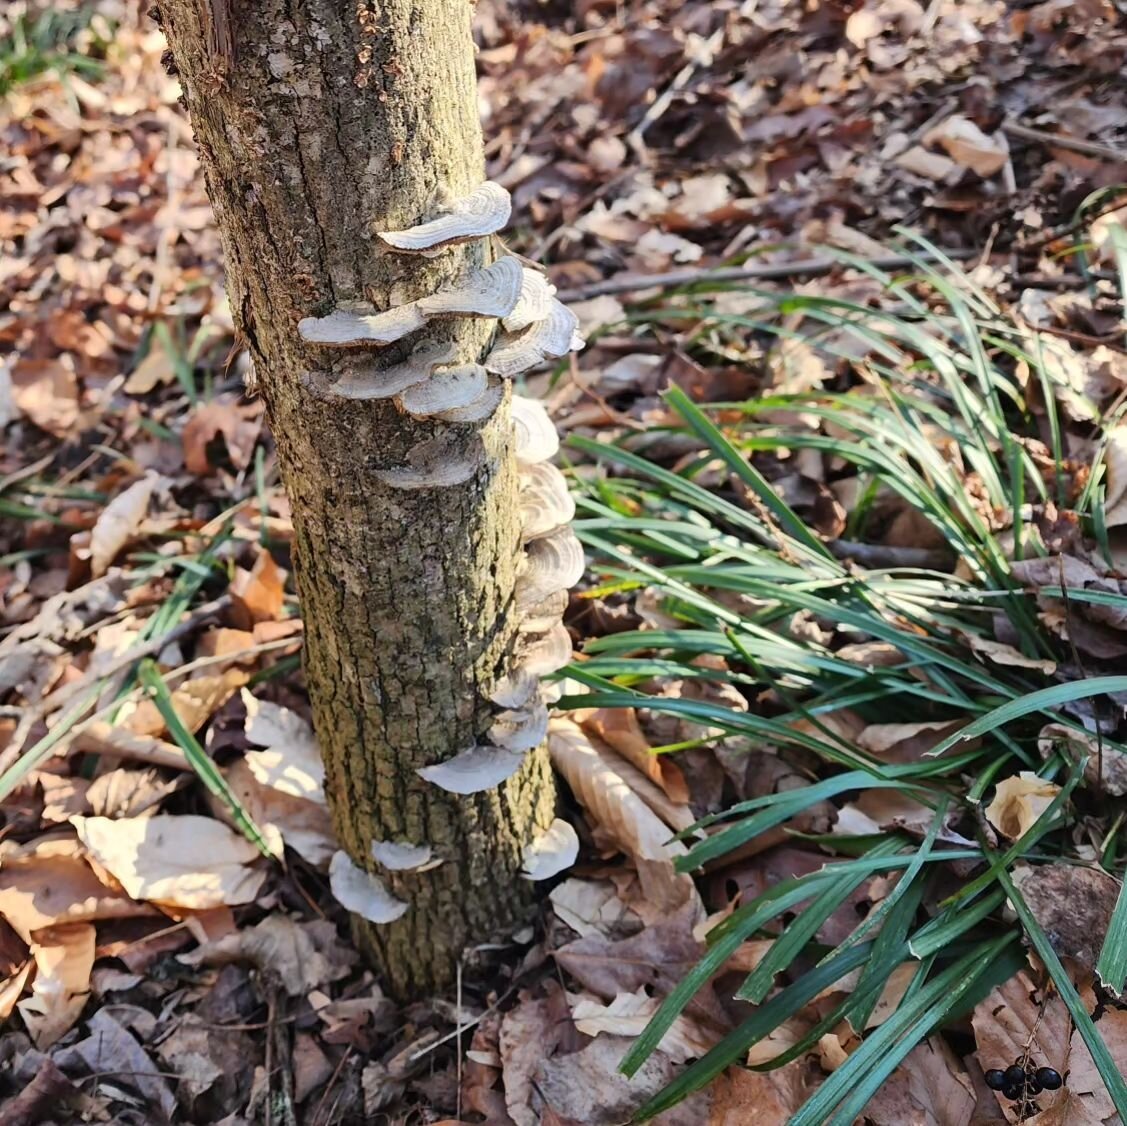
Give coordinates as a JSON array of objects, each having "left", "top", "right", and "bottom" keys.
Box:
[
  {"left": 569, "top": 987, "right": 716, "bottom": 1062},
  {"left": 984, "top": 773, "right": 1061, "bottom": 839},
  {"left": 124, "top": 336, "right": 177, "bottom": 394},
  {"left": 706, "top": 1062, "right": 819, "bottom": 1124},
  {"left": 581, "top": 707, "right": 690, "bottom": 804},
  {"left": 925, "top": 115, "right": 1010, "bottom": 177},
  {"left": 548, "top": 721, "right": 696, "bottom": 913},
  {"left": 1038, "top": 722, "right": 1127, "bottom": 796},
  {"left": 1011, "top": 863, "right": 1119, "bottom": 974},
  {"left": 549, "top": 878, "right": 637, "bottom": 940},
  {"left": 17, "top": 922, "right": 95, "bottom": 1048},
  {"left": 182, "top": 396, "right": 263, "bottom": 474},
  {"left": 123, "top": 667, "right": 248, "bottom": 737},
  {"left": 963, "top": 635, "right": 1057, "bottom": 674},
  {"left": 229, "top": 547, "right": 286, "bottom": 628},
  {"left": 0, "top": 837, "right": 156, "bottom": 942},
  {"left": 1103, "top": 424, "right": 1127, "bottom": 527},
  {"left": 857, "top": 720, "right": 964, "bottom": 760},
  {"left": 89, "top": 475, "right": 157, "bottom": 578},
  {"left": 72, "top": 814, "right": 266, "bottom": 909},
  {"left": 863, "top": 1037, "right": 975, "bottom": 1126},
  {"left": 500, "top": 993, "right": 565, "bottom": 1126},
  {"left": 11, "top": 357, "right": 79, "bottom": 437},
  {"left": 0, "top": 961, "right": 33, "bottom": 1021}
]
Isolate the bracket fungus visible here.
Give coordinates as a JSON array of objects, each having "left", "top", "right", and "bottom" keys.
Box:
[
  {"left": 377, "top": 181, "right": 512, "bottom": 255},
  {"left": 397, "top": 363, "right": 488, "bottom": 419},
  {"left": 434, "top": 381, "right": 504, "bottom": 424},
  {"left": 373, "top": 432, "right": 485, "bottom": 490},
  {"left": 327, "top": 340, "right": 460, "bottom": 401},
  {"left": 370, "top": 839, "right": 436, "bottom": 872},
  {"left": 328, "top": 850, "right": 408, "bottom": 924},
  {"left": 485, "top": 299, "right": 584, "bottom": 378},
  {"left": 503, "top": 268, "right": 556, "bottom": 333},
  {"left": 519, "top": 462, "right": 576, "bottom": 541},
  {"left": 299, "top": 302, "right": 427, "bottom": 348},
  {"left": 416, "top": 256, "right": 523, "bottom": 319},
  {"left": 516, "top": 526, "right": 586, "bottom": 611},
  {"left": 489, "top": 697, "right": 550, "bottom": 754},
  {"left": 511, "top": 395, "right": 561, "bottom": 465},
  {"left": 521, "top": 818, "right": 580, "bottom": 881},
  {"left": 516, "top": 621, "right": 574, "bottom": 677},
  {"left": 416, "top": 744, "right": 526, "bottom": 794}
]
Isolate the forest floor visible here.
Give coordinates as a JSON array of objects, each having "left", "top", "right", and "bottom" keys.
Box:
[{"left": 2, "top": 0, "right": 1127, "bottom": 1123}]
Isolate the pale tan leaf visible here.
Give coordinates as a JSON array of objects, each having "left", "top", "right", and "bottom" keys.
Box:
[
  {"left": 89, "top": 475, "right": 157, "bottom": 578},
  {"left": 11, "top": 357, "right": 79, "bottom": 437},
  {"left": 984, "top": 773, "right": 1060, "bottom": 839},
  {"left": 569, "top": 987, "right": 716, "bottom": 1062},
  {"left": 17, "top": 923, "right": 94, "bottom": 1049},
  {"left": 863, "top": 1037, "right": 975, "bottom": 1126},
  {"left": 1103, "top": 424, "right": 1127, "bottom": 527},
  {"left": 122, "top": 667, "right": 248, "bottom": 737},
  {"left": 581, "top": 708, "right": 690, "bottom": 804},
  {"left": 0, "top": 838, "right": 156, "bottom": 943},
  {"left": 230, "top": 547, "right": 286, "bottom": 627},
  {"left": 124, "top": 338, "right": 176, "bottom": 394},
  {"left": 71, "top": 814, "right": 266, "bottom": 909},
  {"left": 925, "top": 115, "right": 1010, "bottom": 176},
  {"left": 0, "top": 962, "right": 33, "bottom": 1021},
  {"left": 548, "top": 721, "right": 696, "bottom": 912}
]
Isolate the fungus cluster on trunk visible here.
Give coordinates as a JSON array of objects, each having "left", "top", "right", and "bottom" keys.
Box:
[{"left": 307, "top": 183, "right": 584, "bottom": 923}]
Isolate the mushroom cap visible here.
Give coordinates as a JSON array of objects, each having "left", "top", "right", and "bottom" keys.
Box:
[
  {"left": 489, "top": 697, "right": 549, "bottom": 753},
  {"left": 490, "top": 668, "right": 541, "bottom": 709},
  {"left": 397, "top": 363, "right": 488, "bottom": 418},
  {"left": 516, "top": 525, "right": 585, "bottom": 610},
  {"left": 417, "top": 256, "right": 523, "bottom": 319},
  {"left": 519, "top": 461, "right": 575, "bottom": 541},
  {"left": 502, "top": 268, "right": 556, "bottom": 333},
  {"left": 299, "top": 303, "right": 426, "bottom": 348},
  {"left": 485, "top": 298, "right": 583, "bottom": 377},
  {"left": 330, "top": 340, "right": 460, "bottom": 400},
  {"left": 328, "top": 851, "right": 408, "bottom": 923},
  {"left": 378, "top": 182, "right": 512, "bottom": 254},
  {"left": 516, "top": 621, "right": 573, "bottom": 676},
  {"left": 434, "top": 381, "right": 504, "bottom": 424},
  {"left": 511, "top": 395, "right": 560, "bottom": 465},
  {"left": 370, "top": 839, "right": 435, "bottom": 871},
  {"left": 416, "top": 744, "right": 526, "bottom": 794}
]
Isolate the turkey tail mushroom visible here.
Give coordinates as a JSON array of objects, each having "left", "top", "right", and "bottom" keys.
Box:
[{"left": 377, "top": 182, "right": 512, "bottom": 255}]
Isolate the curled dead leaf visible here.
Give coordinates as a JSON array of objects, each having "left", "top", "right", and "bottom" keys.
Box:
[{"left": 984, "top": 773, "right": 1061, "bottom": 840}]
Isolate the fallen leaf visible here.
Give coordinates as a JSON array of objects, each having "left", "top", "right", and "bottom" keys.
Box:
[
  {"left": 124, "top": 667, "right": 248, "bottom": 737},
  {"left": 1103, "top": 423, "right": 1127, "bottom": 527},
  {"left": 72, "top": 814, "right": 267, "bottom": 909},
  {"left": 706, "top": 1063, "right": 819, "bottom": 1124},
  {"left": 17, "top": 923, "right": 95, "bottom": 1048},
  {"left": 0, "top": 961, "right": 33, "bottom": 1021},
  {"left": 180, "top": 914, "right": 356, "bottom": 996},
  {"left": 500, "top": 993, "right": 564, "bottom": 1126},
  {"left": 124, "top": 336, "right": 177, "bottom": 394},
  {"left": 863, "top": 1037, "right": 975, "bottom": 1126},
  {"left": 570, "top": 987, "right": 716, "bottom": 1062},
  {"left": 89, "top": 475, "right": 157, "bottom": 578},
  {"left": 581, "top": 707, "right": 690, "bottom": 803},
  {"left": 925, "top": 116, "right": 1010, "bottom": 177},
  {"left": 1011, "top": 863, "right": 1119, "bottom": 973},
  {"left": 984, "top": 773, "right": 1061, "bottom": 839},
  {"left": 0, "top": 838, "right": 156, "bottom": 942},
  {"left": 241, "top": 689, "right": 324, "bottom": 797},
  {"left": 229, "top": 547, "right": 286, "bottom": 628},
  {"left": 182, "top": 396, "right": 263, "bottom": 474},
  {"left": 549, "top": 721, "right": 696, "bottom": 912},
  {"left": 549, "top": 878, "right": 637, "bottom": 939},
  {"left": 11, "top": 357, "right": 79, "bottom": 437}
]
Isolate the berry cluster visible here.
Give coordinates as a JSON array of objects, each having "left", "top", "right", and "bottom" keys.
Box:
[{"left": 984, "top": 1061, "right": 1063, "bottom": 1105}]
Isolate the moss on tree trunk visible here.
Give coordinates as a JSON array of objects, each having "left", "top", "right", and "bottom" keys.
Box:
[{"left": 158, "top": 0, "right": 555, "bottom": 997}]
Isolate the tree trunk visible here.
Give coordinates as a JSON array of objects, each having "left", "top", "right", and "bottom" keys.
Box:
[{"left": 157, "top": 0, "right": 556, "bottom": 997}]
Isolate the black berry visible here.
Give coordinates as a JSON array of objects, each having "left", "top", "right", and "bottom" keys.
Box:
[
  {"left": 1004, "top": 1064, "right": 1027, "bottom": 1085},
  {"left": 1036, "top": 1067, "right": 1063, "bottom": 1090},
  {"left": 984, "top": 1069, "right": 1007, "bottom": 1090},
  {"left": 1002, "top": 1082, "right": 1023, "bottom": 1100}
]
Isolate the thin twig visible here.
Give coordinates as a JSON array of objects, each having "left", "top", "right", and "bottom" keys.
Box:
[
  {"left": 556, "top": 248, "right": 980, "bottom": 302},
  {"left": 1003, "top": 120, "right": 1127, "bottom": 163}
]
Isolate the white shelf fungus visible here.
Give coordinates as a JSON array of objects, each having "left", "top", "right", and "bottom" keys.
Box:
[
  {"left": 328, "top": 850, "right": 408, "bottom": 924},
  {"left": 416, "top": 256, "right": 522, "bottom": 319},
  {"left": 516, "top": 526, "right": 585, "bottom": 610},
  {"left": 373, "top": 432, "right": 484, "bottom": 490},
  {"left": 511, "top": 395, "right": 560, "bottom": 465},
  {"left": 434, "top": 381, "right": 504, "bottom": 424},
  {"left": 416, "top": 745, "right": 526, "bottom": 794},
  {"left": 299, "top": 303, "right": 426, "bottom": 348},
  {"left": 516, "top": 589, "right": 570, "bottom": 635},
  {"left": 519, "top": 462, "right": 575, "bottom": 541},
  {"left": 521, "top": 818, "right": 580, "bottom": 880},
  {"left": 397, "top": 363, "right": 488, "bottom": 418},
  {"left": 489, "top": 697, "right": 549, "bottom": 754},
  {"left": 503, "top": 268, "right": 556, "bottom": 333},
  {"left": 486, "top": 299, "right": 584, "bottom": 377},
  {"left": 516, "top": 621, "right": 573, "bottom": 676},
  {"left": 378, "top": 182, "right": 512, "bottom": 254},
  {"left": 370, "top": 839, "right": 435, "bottom": 872},
  {"left": 329, "top": 340, "right": 460, "bottom": 400}
]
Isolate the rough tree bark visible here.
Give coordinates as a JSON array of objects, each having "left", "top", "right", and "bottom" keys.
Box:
[{"left": 157, "top": 0, "right": 556, "bottom": 997}]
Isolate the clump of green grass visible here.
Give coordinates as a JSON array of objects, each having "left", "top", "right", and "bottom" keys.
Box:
[
  {"left": 565, "top": 239, "right": 1127, "bottom": 1120},
  {"left": 0, "top": 6, "right": 106, "bottom": 97}
]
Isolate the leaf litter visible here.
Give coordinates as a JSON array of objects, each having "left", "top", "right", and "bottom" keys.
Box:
[{"left": 4, "top": 0, "right": 1127, "bottom": 1121}]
